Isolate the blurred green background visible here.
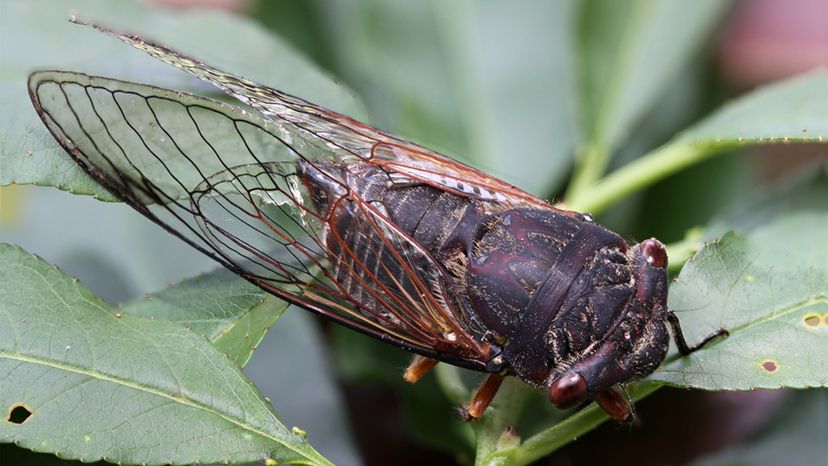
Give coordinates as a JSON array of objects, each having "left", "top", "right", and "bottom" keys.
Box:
[{"left": 1, "top": 0, "right": 825, "bottom": 465}]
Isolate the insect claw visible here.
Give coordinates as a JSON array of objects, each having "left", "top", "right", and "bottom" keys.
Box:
[
  {"left": 403, "top": 356, "right": 438, "bottom": 384},
  {"left": 456, "top": 402, "right": 474, "bottom": 422}
]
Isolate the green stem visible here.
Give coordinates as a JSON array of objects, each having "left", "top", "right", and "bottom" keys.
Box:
[
  {"left": 567, "top": 140, "right": 739, "bottom": 215},
  {"left": 565, "top": 142, "right": 612, "bottom": 202},
  {"left": 473, "top": 378, "right": 532, "bottom": 466},
  {"left": 480, "top": 382, "right": 661, "bottom": 466}
]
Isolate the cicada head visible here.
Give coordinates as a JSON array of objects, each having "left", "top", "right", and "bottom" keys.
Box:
[{"left": 547, "top": 237, "right": 673, "bottom": 420}]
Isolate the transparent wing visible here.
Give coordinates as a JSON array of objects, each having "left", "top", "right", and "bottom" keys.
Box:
[
  {"left": 78, "top": 18, "right": 568, "bottom": 212},
  {"left": 29, "top": 70, "right": 493, "bottom": 369}
]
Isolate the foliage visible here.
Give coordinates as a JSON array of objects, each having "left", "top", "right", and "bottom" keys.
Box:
[{"left": 1, "top": 0, "right": 826, "bottom": 465}]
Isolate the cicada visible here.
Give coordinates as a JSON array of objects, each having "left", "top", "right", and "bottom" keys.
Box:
[{"left": 28, "top": 19, "right": 726, "bottom": 422}]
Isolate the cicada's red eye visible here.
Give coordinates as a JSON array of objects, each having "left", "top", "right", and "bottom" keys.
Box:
[
  {"left": 641, "top": 238, "right": 667, "bottom": 269},
  {"left": 548, "top": 373, "right": 587, "bottom": 409}
]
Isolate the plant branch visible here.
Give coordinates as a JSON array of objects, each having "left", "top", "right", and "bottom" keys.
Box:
[
  {"left": 473, "top": 378, "right": 532, "bottom": 466},
  {"left": 565, "top": 142, "right": 612, "bottom": 202},
  {"left": 567, "top": 140, "right": 739, "bottom": 215},
  {"left": 479, "top": 382, "right": 662, "bottom": 466}
]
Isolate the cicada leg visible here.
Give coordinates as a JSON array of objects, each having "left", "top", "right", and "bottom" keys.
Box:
[
  {"left": 403, "top": 355, "right": 439, "bottom": 384},
  {"left": 594, "top": 386, "right": 635, "bottom": 423},
  {"left": 667, "top": 311, "right": 729, "bottom": 355},
  {"left": 464, "top": 374, "right": 505, "bottom": 420}
]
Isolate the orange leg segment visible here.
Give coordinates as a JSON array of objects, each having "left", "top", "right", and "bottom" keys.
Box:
[
  {"left": 465, "top": 374, "right": 505, "bottom": 420},
  {"left": 403, "top": 355, "right": 439, "bottom": 384}
]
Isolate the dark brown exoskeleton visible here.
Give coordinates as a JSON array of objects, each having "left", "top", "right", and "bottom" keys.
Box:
[
  {"left": 28, "top": 19, "right": 727, "bottom": 424},
  {"left": 300, "top": 160, "right": 726, "bottom": 421}
]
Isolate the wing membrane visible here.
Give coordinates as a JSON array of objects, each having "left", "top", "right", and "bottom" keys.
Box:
[
  {"left": 79, "top": 19, "right": 566, "bottom": 212},
  {"left": 29, "top": 70, "right": 492, "bottom": 369}
]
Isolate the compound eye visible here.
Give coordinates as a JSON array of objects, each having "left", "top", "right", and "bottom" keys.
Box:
[
  {"left": 641, "top": 238, "right": 668, "bottom": 269},
  {"left": 548, "top": 373, "right": 588, "bottom": 409}
]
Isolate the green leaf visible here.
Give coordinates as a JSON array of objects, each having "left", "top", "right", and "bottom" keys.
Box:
[
  {"left": 0, "top": 243, "right": 330, "bottom": 466},
  {"left": 576, "top": 0, "right": 729, "bottom": 149},
  {"left": 1, "top": 0, "right": 364, "bottom": 199},
  {"left": 689, "top": 390, "right": 827, "bottom": 466},
  {"left": 567, "top": 0, "right": 730, "bottom": 197},
  {"left": 652, "top": 174, "right": 828, "bottom": 390},
  {"left": 122, "top": 268, "right": 288, "bottom": 367},
  {"left": 330, "top": 326, "right": 476, "bottom": 461},
  {"left": 677, "top": 69, "right": 828, "bottom": 145},
  {"left": 571, "top": 70, "right": 828, "bottom": 214}
]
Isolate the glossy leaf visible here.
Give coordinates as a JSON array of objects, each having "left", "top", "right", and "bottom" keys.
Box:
[{"left": 0, "top": 243, "right": 330, "bottom": 466}]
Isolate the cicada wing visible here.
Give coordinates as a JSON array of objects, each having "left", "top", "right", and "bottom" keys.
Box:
[
  {"left": 28, "top": 70, "right": 493, "bottom": 369},
  {"left": 78, "top": 19, "right": 568, "bottom": 213}
]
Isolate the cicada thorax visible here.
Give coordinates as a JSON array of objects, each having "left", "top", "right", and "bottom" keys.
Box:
[{"left": 463, "top": 210, "right": 632, "bottom": 380}]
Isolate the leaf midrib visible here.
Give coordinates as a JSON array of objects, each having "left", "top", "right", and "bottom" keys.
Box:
[
  {"left": 0, "top": 349, "right": 309, "bottom": 462},
  {"left": 662, "top": 294, "right": 827, "bottom": 366},
  {"left": 729, "top": 295, "right": 827, "bottom": 335}
]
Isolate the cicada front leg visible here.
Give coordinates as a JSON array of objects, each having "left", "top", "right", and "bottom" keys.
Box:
[{"left": 403, "top": 355, "right": 439, "bottom": 384}]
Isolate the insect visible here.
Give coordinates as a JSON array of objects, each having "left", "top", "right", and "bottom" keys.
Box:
[{"left": 29, "top": 19, "right": 727, "bottom": 423}]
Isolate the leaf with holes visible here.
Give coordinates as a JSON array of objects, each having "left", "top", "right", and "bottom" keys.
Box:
[
  {"left": 652, "top": 171, "right": 828, "bottom": 389},
  {"left": 0, "top": 243, "right": 330, "bottom": 466},
  {"left": 122, "top": 268, "right": 288, "bottom": 367}
]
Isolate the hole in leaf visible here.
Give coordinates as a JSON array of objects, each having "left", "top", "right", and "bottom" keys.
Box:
[
  {"left": 761, "top": 360, "right": 779, "bottom": 373},
  {"left": 6, "top": 404, "right": 33, "bottom": 424},
  {"left": 803, "top": 313, "right": 821, "bottom": 327}
]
